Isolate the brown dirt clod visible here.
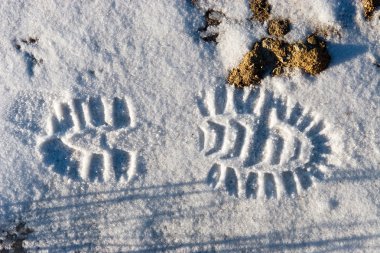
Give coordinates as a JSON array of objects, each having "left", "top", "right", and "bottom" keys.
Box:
[
  {"left": 228, "top": 46, "right": 261, "bottom": 88},
  {"left": 288, "top": 35, "right": 330, "bottom": 75},
  {"left": 250, "top": 0, "right": 271, "bottom": 23},
  {"left": 362, "top": 0, "right": 380, "bottom": 19},
  {"left": 228, "top": 41, "right": 277, "bottom": 87},
  {"left": 267, "top": 19, "right": 290, "bottom": 37},
  {"left": 228, "top": 34, "right": 330, "bottom": 87},
  {"left": 261, "top": 38, "right": 289, "bottom": 64}
]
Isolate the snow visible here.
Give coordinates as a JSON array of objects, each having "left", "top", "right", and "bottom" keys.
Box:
[
  {"left": 217, "top": 22, "right": 257, "bottom": 70},
  {"left": 0, "top": 0, "right": 379, "bottom": 252},
  {"left": 270, "top": 0, "right": 339, "bottom": 26}
]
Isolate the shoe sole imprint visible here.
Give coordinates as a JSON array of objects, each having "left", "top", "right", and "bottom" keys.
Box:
[
  {"left": 197, "top": 86, "right": 332, "bottom": 199},
  {"left": 38, "top": 96, "right": 138, "bottom": 183}
]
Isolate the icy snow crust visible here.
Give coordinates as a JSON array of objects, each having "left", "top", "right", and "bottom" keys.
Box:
[{"left": 0, "top": 0, "right": 379, "bottom": 252}]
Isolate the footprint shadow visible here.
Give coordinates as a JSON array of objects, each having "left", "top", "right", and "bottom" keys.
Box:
[{"left": 39, "top": 137, "right": 80, "bottom": 180}]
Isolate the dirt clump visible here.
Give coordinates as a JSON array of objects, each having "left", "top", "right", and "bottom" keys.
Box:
[
  {"left": 261, "top": 38, "right": 290, "bottom": 76},
  {"left": 250, "top": 0, "right": 271, "bottom": 23},
  {"left": 362, "top": 0, "right": 380, "bottom": 19},
  {"left": 287, "top": 35, "right": 330, "bottom": 75},
  {"left": 192, "top": 0, "right": 331, "bottom": 87},
  {"left": 228, "top": 34, "right": 330, "bottom": 87},
  {"left": 267, "top": 19, "right": 290, "bottom": 37},
  {"left": 228, "top": 42, "right": 276, "bottom": 87}
]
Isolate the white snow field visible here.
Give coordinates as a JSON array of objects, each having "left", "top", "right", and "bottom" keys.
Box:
[{"left": 0, "top": 0, "right": 379, "bottom": 252}]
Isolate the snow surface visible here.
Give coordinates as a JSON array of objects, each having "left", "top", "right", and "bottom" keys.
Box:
[{"left": 0, "top": 0, "right": 379, "bottom": 252}]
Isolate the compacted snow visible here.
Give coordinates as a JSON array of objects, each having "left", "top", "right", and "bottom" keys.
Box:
[{"left": 0, "top": 0, "right": 379, "bottom": 252}]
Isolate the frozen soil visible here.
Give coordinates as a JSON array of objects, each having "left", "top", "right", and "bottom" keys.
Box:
[
  {"left": 267, "top": 19, "right": 290, "bottom": 37},
  {"left": 228, "top": 34, "right": 331, "bottom": 87}
]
